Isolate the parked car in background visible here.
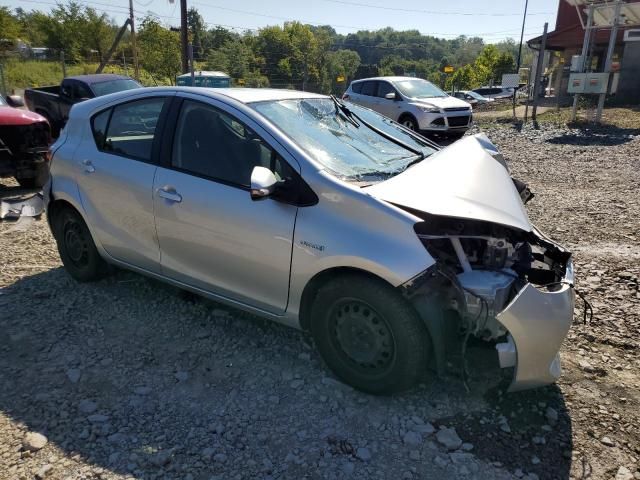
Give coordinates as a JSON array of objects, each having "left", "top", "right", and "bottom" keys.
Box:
[
  {"left": 472, "top": 86, "right": 515, "bottom": 100},
  {"left": 0, "top": 94, "right": 51, "bottom": 188},
  {"left": 45, "top": 87, "right": 575, "bottom": 395},
  {"left": 452, "top": 90, "right": 495, "bottom": 106},
  {"left": 25, "top": 74, "right": 141, "bottom": 137},
  {"left": 343, "top": 77, "right": 472, "bottom": 139},
  {"left": 176, "top": 71, "right": 231, "bottom": 88}
]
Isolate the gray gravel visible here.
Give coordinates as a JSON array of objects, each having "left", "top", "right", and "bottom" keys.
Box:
[{"left": 1, "top": 118, "right": 639, "bottom": 479}]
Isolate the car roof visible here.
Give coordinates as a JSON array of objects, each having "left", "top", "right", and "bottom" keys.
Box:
[
  {"left": 65, "top": 74, "right": 133, "bottom": 84},
  {"left": 351, "top": 76, "right": 429, "bottom": 83},
  {"left": 176, "top": 71, "right": 230, "bottom": 78},
  {"left": 69, "top": 87, "right": 329, "bottom": 117}
]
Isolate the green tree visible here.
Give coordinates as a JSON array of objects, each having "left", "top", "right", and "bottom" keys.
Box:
[
  {"left": 138, "top": 16, "right": 181, "bottom": 84},
  {"left": 0, "top": 7, "right": 21, "bottom": 52}
]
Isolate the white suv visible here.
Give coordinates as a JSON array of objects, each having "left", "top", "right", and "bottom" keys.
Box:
[{"left": 343, "top": 77, "right": 472, "bottom": 139}]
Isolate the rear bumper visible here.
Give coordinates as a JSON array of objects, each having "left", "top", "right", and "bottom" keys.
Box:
[{"left": 495, "top": 260, "right": 575, "bottom": 392}]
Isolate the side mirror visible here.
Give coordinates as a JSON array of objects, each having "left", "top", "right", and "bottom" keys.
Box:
[
  {"left": 385, "top": 92, "right": 397, "bottom": 100},
  {"left": 6, "top": 95, "right": 25, "bottom": 108},
  {"left": 250, "top": 166, "right": 278, "bottom": 200}
]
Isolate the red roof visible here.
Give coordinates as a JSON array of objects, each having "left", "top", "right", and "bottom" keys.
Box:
[{"left": 529, "top": 0, "right": 627, "bottom": 50}]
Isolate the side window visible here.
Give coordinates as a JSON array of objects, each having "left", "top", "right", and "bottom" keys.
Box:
[
  {"left": 377, "top": 81, "right": 396, "bottom": 98},
  {"left": 361, "top": 81, "right": 377, "bottom": 96},
  {"left": 74, "top": 82, "right": 92, "bottom": 99},
  {"left": 91, "top": 108, "right": 111, "bottom": 149},
  {"left": 102, "top": 97, "right": 166, "bottom": 161},
  {"left": 351, "top": 82, "right": 363, "bottom": 94},
  {"left": 172, "top": 100, "right": 290, "bottom": 187}
]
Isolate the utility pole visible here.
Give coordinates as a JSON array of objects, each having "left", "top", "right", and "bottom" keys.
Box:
[
  {"left": 571, "top": 3, "right": 594, "bottom": 122},
  {"left": 513, "top": 0, "right": 528, "bottom": 118},
  {"left": 531, "top": 22, "right": 548, "bottom": 122},
  {"left": 180, "top": 0, "right": 189, "bottom": 74},
  {"left": 595, "top": 0, "right": 622, "bottom": 123},
  {"left": 516, "top": 0, "right": 529, "bottom": 72},
  {"left": 129, "top": 0, "right": 139, "bottom": 80}
]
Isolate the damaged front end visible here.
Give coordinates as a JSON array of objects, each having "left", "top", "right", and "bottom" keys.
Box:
[{"left": 405, "top": 214, "right": 575, "bottom": 392}]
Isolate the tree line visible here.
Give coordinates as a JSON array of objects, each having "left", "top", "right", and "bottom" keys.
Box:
[{"left": 1, "top": 2, "right": 526, "bottom": 92}]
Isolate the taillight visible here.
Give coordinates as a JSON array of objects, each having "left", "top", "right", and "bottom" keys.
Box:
[{"left": 342, "top": 94, "right": 350, "bottom": 100}]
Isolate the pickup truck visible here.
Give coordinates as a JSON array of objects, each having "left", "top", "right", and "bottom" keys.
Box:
[{"left": 25, "top": 74, "right": 141, "bottom": 137}]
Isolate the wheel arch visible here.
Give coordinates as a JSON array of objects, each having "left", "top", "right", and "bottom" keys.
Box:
[
  {"left": 398, "top": 112, "right": 418, "bottom": 125},
  {"left": 298, "top": 266, "right": 397, "bottom": 332}
]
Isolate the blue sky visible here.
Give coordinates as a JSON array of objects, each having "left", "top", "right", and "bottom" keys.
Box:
[{"left": 8, "top": 0, "right": 560, "bottom": 43}]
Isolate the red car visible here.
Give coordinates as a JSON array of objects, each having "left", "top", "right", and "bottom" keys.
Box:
[{"left": 0, "top": 95, "right": 51, "bottom": 188}]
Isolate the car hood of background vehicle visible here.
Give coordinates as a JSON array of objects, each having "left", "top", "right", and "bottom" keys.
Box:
[
  {"left": 409, "top": 95, "right": 471, "bottom": 110},
  {"left": 364, "top": 135, "right": 532, "bottom": 232},
  {"left": 0, "top": 107, "right": 48, "bottom": 126}
]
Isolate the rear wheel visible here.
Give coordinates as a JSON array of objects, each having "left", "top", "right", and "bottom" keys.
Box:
[
  {"left": 53, "top": 207, "right": 108, "bottom": 282},
  {"left": 310, "top": 274, "right": 431, "bottom": 394}
]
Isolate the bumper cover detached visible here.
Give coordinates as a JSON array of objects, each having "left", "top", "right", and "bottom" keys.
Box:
[{"left": 495, "top": 260, "right": 575, "bottom": 392}]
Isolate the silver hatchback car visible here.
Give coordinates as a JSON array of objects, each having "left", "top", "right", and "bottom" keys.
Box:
[{"left": 45, "top": 87, "right": 575, "bottom": 394}]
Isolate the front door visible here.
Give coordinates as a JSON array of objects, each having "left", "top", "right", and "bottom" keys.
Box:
[
  {"left": 374, "top": 81, "right": 402, "bottom": 121},
  {"left": 75, "top": 95, "right": 169, "bottom": 272},
  {"left": 153, "top": 97, "right": 298, "bottom": 314}
]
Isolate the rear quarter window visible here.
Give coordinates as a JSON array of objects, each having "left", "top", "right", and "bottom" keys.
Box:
[{"left": 91, "top": 108, "right": 111, "bottom": 149}]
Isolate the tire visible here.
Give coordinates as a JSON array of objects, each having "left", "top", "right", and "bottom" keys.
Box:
[
  {"left": 399, "top": 115, "right": 419, "bottom": 132},
  {"left": 310, "top": 274, "right": 431, "bottom": 394},
  {"left": 16, "top": 160, "right": 49, "bottom": 189},
  {"left": 53, "top": 207, "right": 108, "bottom": 282}
]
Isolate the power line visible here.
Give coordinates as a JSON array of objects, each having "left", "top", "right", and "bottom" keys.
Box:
[{"left": 318, "top": 0, "right": 554, "bottom": 17}]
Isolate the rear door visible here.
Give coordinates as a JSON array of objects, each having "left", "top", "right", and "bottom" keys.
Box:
[
  {"left": 152, "top": 95, "right": 299, "bottom": 313},
  {"left": 358, "top": 80, "right": 379, "bottom": 110},
  {"left": 75, "top": 93, "right": 171, "bottom": 272}
]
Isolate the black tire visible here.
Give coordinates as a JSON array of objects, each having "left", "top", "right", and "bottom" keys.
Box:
[
  {"left": 16, "top": 160, "right": 49, "bottom": 189},
  {"left": 53, "top": 207, "right": 108, "bottom": 282},
  {"left": 310, "top": 274, "right": 431, "bottom": 394},
  {"left": 398, "top": 114, "right": 419, "bottom": 132}
]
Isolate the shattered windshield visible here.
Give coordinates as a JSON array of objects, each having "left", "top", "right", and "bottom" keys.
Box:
[
  {"left": 252, "top": 98, "right": 436, "bottom": 182},
  {"left": 394, "top": 79, "right": 447, "bottom": 99}
]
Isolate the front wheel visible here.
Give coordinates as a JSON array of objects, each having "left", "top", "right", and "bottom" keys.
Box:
[
  {"left": 53, "top": 207, "right": 108, "bottom": 282},
  {"left": 399, "top": 115, "right": 419, "bottom": 132},
  {"left": 310, "top": 275, "right": 431, "bottom": 394}
]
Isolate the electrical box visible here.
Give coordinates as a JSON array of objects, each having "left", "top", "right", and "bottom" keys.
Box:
[
  {"left": 623, "top": 29, "right": 640, "bottom": 42},
  {"left": 568, "top": 73, "right": 610, "bottom": 94},
  {"left": 570, "top": 55, "right": 583, "bottom": 72}
]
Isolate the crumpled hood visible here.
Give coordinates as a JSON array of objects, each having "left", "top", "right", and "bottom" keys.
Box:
[{"left": 364, "top": 134, "right": 532, "bottom": 232}]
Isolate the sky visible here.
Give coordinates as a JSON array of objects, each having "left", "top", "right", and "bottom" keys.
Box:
[{"left": 6, "top": 0, "right": 560, "bottom": 43}]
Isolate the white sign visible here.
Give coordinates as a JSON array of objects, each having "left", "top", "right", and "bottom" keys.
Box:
[{"left": 501, "top": 73, "right": 520, "bottom": 88}]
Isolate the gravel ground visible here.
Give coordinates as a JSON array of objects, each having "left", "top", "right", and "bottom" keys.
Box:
[{"left": 1, "top": 118, "right": 639, "bottom": 480}]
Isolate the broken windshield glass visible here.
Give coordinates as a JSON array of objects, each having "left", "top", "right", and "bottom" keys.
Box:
[{"left": 252, "top": 98, "right": 436, "bottom": 181}]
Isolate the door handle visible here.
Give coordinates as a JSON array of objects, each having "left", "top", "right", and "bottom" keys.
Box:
[
  {"left": 81, "top": 159, "right": 95, "bottom": 173},
  {"left": 157, "top": 186, "right": 182, "bottom": 203}
]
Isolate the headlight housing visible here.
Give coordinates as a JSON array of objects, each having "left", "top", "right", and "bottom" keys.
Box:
[{"left": 420, "top": 105, "right": 440, "bottom": 113}]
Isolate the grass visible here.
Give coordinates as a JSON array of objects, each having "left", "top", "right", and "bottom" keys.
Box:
[{"left": 1, "top": 59, "right": 169, "bottom": 92}]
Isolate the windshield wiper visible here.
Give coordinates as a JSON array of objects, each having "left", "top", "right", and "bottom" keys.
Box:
[{"left": 330, "top": 95, "right": 360, "bottom": 128}]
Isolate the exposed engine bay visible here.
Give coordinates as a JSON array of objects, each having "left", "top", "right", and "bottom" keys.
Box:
[
  {"left": 413, "top": 213, "right": 572, "bottom": 341},
  {"left": 402, "top": 208, "right": 575, "bottom": 390}
]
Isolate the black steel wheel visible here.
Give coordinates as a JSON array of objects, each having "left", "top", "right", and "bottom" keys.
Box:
[
  {"left": 311, "top": 274, "right": 431, "bottom": 394},
  {"left": 54, "top": 207, "right": 108, "bottom": 282}
]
